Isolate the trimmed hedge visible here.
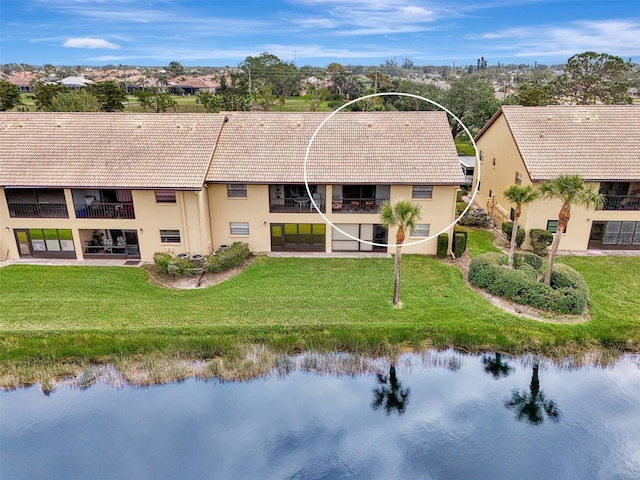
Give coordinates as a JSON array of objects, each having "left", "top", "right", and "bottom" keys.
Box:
[
  {"left": 513, "top": 251, "right": 543, "bottom": 271},
  {"left": 453, "top": 230, "right": 467, "bottom": 258},
  {"left": 502, "top": 221, "right": 525, "bottom": 248},
  {"left": 437, "top": 233, "right": 449, "bottom": 259},
  {"left": 530, "top": 228, "right": 553, "bottom": 256},
  {"left": 153, "top": 252, "right": 198, "bottom": 276},
  {"left": 154, "top": 242, "right": 250, "bottom": 277},
  {"left": 468, "top": 252, "right": 589, "bottom": 314},
  {"left": 458, "top": 209, "right": 490, "bottom": 227},
  {"left": 204, "top": 242, "right": 250, "bottom": 273}
]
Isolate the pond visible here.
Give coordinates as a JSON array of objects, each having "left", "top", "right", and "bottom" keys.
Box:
[{"left": 2, "top": 349, "right": 640, "bottom": 480}]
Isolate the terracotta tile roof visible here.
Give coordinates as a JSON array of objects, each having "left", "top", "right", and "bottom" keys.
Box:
[
  {"left": 483, "top": 105, "right": 640, "bottom": 182},
  {"left": 0, "top": 113, "right": 226, "bottom": 189},
  {"left": 207, "top": 111, "right": 464, "bottom": 184}
]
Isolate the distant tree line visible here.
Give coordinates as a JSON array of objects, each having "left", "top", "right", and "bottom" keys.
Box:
[{"left": 1, "top": 51, "right": 636, "bottom": 141}]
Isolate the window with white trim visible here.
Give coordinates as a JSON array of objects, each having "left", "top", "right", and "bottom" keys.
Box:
[
  {"left": 411, "top": 224, "right": 430, "bottom": 236},
  {"left": 230, "top": 222, "right": 250, "bottom": 235},
  {"left": 227, "top": 184, "right": 247, "bottom": 198},
  {"left": 412, "top": 185, "right": 433, "bottom": 199},
  {"left": 155, "top": 190, "right": 176, "bottom": 203},
  {"left": 160, "top": 229, "right": 181, "bottom": 243}
]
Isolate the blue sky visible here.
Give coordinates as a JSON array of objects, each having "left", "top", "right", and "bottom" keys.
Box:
[{"left": 1, "top": 0, "right": 639, "bottom": 67}]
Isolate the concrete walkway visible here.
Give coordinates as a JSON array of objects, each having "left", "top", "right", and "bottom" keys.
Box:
[{"left": 2, "top": 249, "right": 639, "bottom": 268}]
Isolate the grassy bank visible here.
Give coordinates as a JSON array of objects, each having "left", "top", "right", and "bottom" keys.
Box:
[{"left": 1, "top": 226, "right": 639, "bottom": 389}]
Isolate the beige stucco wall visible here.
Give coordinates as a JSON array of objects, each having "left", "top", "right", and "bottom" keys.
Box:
[
  {"left": 0, "top": 188, "right": 211, "bottom": 262},
  {"left": 208, "top": 183, "right": 459, "bottom": 255},
  {"left": 475, "top": 114, "right": 640, "bottom": 251}
]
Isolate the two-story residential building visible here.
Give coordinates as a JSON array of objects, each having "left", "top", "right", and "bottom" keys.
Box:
[
  {"left": 0, "top": 113, "right": 226, "bottom": 261},
  {"left": 474, "top": 105, "right": 640, "bottom": 251},
  {"left": 205, "top": 112, "right": 464, "bottom": 255},
  {"left": 0, "top": 111, "right": 464, "bottom": 262}
]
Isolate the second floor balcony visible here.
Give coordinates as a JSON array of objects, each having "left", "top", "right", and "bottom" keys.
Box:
[
  {"left": 600, "top": 182, "right": 640, "bottom": 211},
  {"left": 332, "top": 185, "right": 390, "bottom": 214},
  {"left": 72, "top": 189, "right": 135, "bottom": 219},
  {"left": 602, "top": 195, "right": 640, "bottom": 211},
  {"left": 5, "top": 188, "right": 69, "bottom": 218}
]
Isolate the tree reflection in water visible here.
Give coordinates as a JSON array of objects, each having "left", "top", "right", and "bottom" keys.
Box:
[
  {"left": 371, "top": 364, "right": 410, "bottom": 415},
  {"left": 482, "top": 352, "right": 514, "bottom": 379},
  {"left": 506, "top": 363, "right": 561, "bottom": 425}
]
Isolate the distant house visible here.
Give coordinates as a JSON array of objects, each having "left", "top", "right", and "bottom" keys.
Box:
[
  {"left": 474, "top": 105, "right": 640, "bottom": 251},
  {"left": 5, "top": 72, "right": 38, "bottom": 92},
  {"left": 169, "top": 76, "right": 219, "bottom": 95},
  {"left": 459, "top": 156, "right": 475, "bottom": 184},
  {"left": 59, "top": 76, "right": 93, "bottom": 89},
  {"left": 0, "top": 111, "right": 464, "bottom": 261}
]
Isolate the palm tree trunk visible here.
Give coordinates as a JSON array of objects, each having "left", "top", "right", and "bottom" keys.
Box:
[
  {"left": 507, "top": 215, "right": 520, "bottom": 268},
  {"left": 544, "top": 204, "right": 570, "bottom": 285},
  {"left": 393, "top": 245, "right": 402, "bottom": 306}
]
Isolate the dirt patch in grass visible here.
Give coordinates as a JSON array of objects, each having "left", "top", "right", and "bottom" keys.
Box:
[{"left": 141, "top": 256, "right": 254, "bottom": 290}]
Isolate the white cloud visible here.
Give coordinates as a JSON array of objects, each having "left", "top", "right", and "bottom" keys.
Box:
[
  {"left": 63, "top": 37, "right": 120, "bottom": 49},
  {"left": 471, "top": 19, "right": 640, "bottom": 59}
]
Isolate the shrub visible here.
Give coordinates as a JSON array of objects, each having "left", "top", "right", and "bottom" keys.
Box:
[
  {"left": 487, "top": 268, "right": 533, "bottom": 301},
  {"left": 550, "top": 263, "right": 588, "bottom": 291},
  {"left": 456, "top": 190, "right": 463, "bottom": 202},
  {"left": 453, "top": 231, "right": 467, "bottom": 258},
  {"left": 456, "top": 202, "right": 467, "bottom": 215},
  {"left": 458, "top": 209, "right": 490, "bottom": 227},
  {"left": 513, "top": 252, "right": 543, "bottom": 271},
  {"left": 515, "top": 262, "right": 538, "bottom": 282},
  {"left": 468, "top": 252, "right": 588, "bottom": 314},
  {"left": 204, "top": 242, "right": 250, "bottom": 273},
  {"left": 468, "top": 252, "right": 506, "bottom": 288},
  {"left": 530, "top": 228, "right": 553, "bottom": 256},
  {"left": 554, "top": 286, "right": 588, "bottom": 315},
  {"left": 502, "top": 221, "right": 525, "bottom": 248},
  {"left": 436, "top": 233, "right": 449, "bottom": 259},
  {"left": 153, "top": 252, "right": 173, "bottom": 274},
  {"left": 170, "top": 256, "right": 197, "bottom": 276}
]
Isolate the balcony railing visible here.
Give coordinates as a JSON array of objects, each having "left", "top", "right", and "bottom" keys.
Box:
[
  {"left": 74, "top": 202, "right": 135, "bottom": 219},
  {"left": 331, "top": 198, "right": 388, "bottom": 214},
  {"left": 269, "top": 197, "right": 325, "bottom": 213},
  {"left": 8, "top": 202, "right": 69, "bottom": 218},
  {"left": 602, "top": 195, "right": 640, "bottom": 211}
]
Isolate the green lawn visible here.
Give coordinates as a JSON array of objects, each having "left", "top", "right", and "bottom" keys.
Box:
[{"left": 2, "top": 233, "right": 640, "bottom": 372}]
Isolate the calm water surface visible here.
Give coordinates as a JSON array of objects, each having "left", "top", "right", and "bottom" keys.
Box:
[{"left": 2, "top": 350, "right": 640, "bottom": 480}]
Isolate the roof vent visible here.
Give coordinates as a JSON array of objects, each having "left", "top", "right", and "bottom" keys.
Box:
[
  {"left": 367, "top": 122, "right": 372, "bottom": 127},
  {"left": 296, "top": 122, "right": 302, "bottom": 127},
  {"left": 56, "top": 123, "right": 63, "bottom": 128},
  {"left": 176, "top": 124, "right": 182, "bottom": 129},
  {"left": 136, "top": 124, "right": 142, "bottom": 129},
  {"left": 259, "top": 121, "right": 265, "bottom": 127}
]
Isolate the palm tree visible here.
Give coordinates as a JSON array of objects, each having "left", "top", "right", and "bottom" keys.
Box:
[
  {"left": 539, "top": 175, "right": 604, "bottom": 285},
  {"left": 503, "top": 184, "right": 540, "bottom": 268},
  {"left": 379, "top": 200, "right": 422, "bottom": 307},
  {"left": 505, "top": 363, "right": 560, "bottom": 425}
]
